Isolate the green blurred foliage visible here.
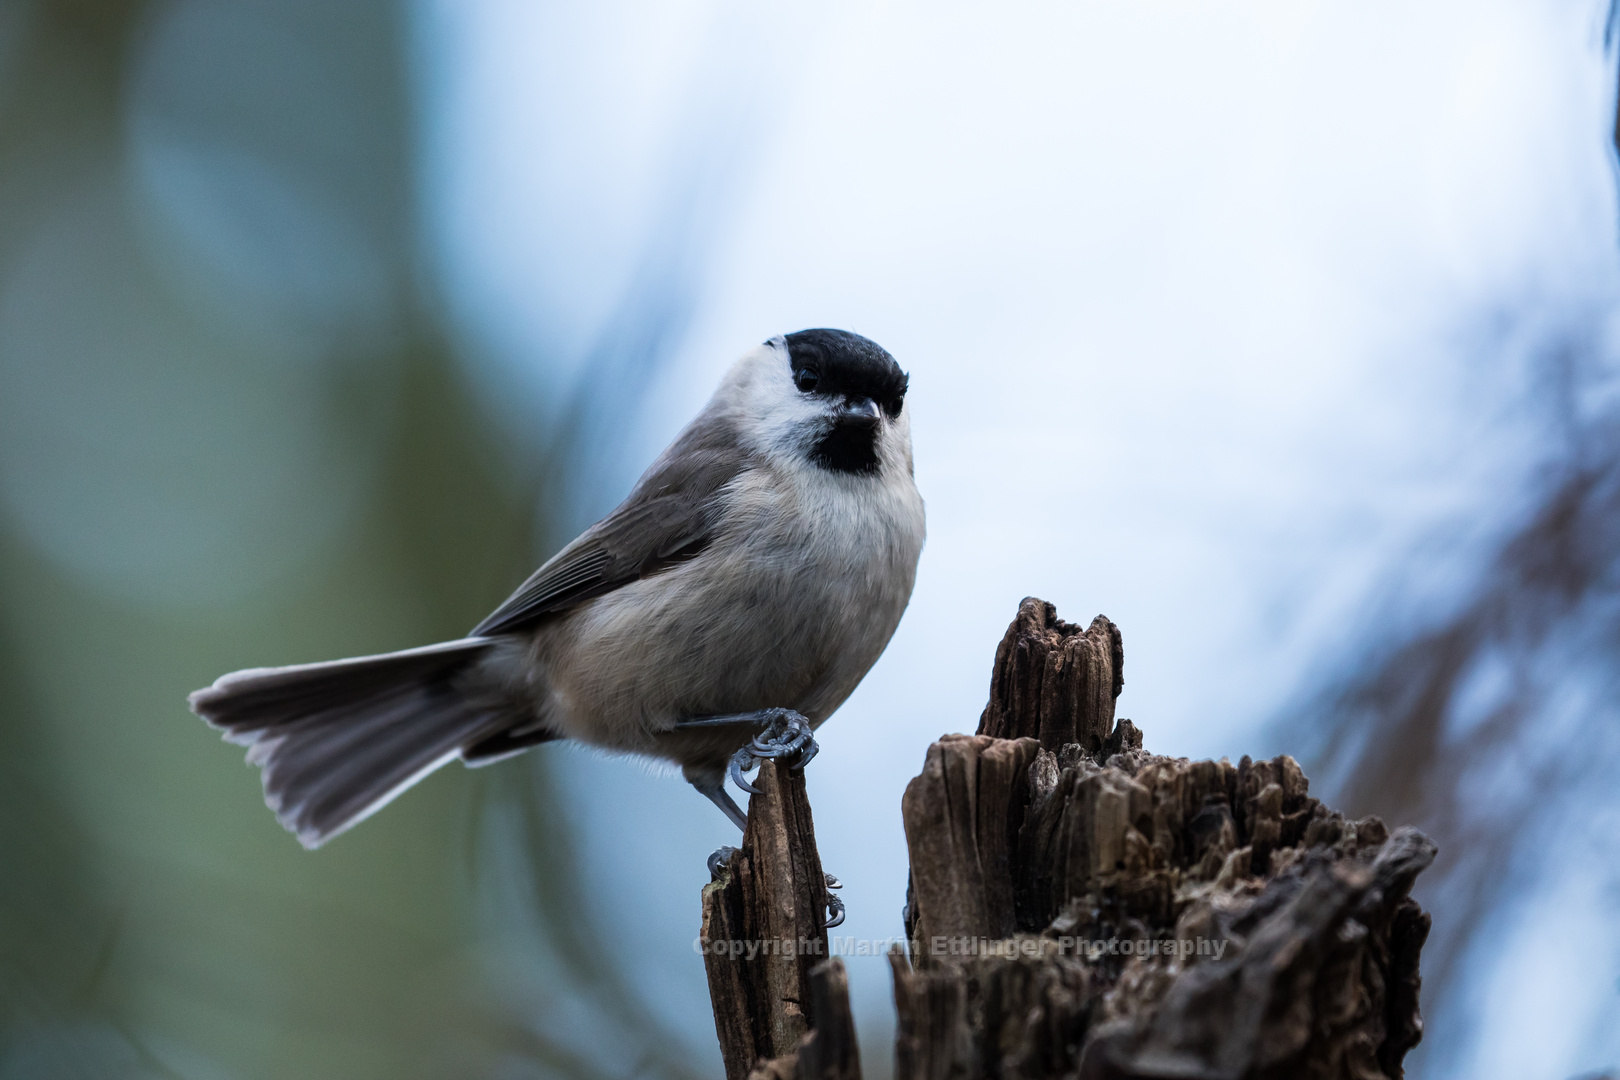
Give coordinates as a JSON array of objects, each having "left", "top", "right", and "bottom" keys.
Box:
[{"left": 0, "top": 2, "right": 700, "bottom": 1076}]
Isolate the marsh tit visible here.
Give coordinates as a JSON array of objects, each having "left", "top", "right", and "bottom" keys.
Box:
[{"left": 189, "top": 329, "right": 926, "bottom": 849}]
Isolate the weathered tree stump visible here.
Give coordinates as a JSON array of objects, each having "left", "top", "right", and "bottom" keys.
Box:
[
  {"left": 701, "top": 598, "right": 1435, "bottom": 1080},
  {"left": 701, "top": 759, "right": 860, "bottom": 1080},
  {"left": 896, "top": 598, "right": 1434, "bottom": 1080}
]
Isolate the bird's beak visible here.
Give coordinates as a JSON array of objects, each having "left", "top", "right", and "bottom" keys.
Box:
[{"left": 836, "top": 397, "right": 882, "bottom": 426}]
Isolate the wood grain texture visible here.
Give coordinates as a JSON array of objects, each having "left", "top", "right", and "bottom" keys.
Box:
[
  {"left": 978, "top": 598, "right": 1123, "bottom": 753},
  {"left": 791, "top": 959, "right": 862, "bottom": 1080},
  {"left": 896, "top": 600, "right": 1434, "bottom": 1080}
]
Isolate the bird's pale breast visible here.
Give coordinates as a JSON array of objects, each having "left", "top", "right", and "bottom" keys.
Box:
[{"left": 526, "top": 459, "right": 924, "bottom": 759}]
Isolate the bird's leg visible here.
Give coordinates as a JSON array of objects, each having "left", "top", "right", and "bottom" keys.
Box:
[
  {"left": 693, "top": 775, "right": 750, "bottom": 833},
  {"left": 678, "top": 710, "right": 840, "bottom": 927},
  {"left": 690, "top": 775, "right": 747, "bottom": 888}
]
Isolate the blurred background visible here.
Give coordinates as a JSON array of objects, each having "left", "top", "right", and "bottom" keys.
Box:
[{"left": 1, "top": 1, "right": 1617, "bottom": 1077}]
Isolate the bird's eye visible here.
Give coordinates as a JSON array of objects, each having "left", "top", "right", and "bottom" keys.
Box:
[
  {"left": 794, "top": 369, "right": 819, "bottom": 393},
  {"left": 883, "top": 393, "right": 904, "bottom": 419}
]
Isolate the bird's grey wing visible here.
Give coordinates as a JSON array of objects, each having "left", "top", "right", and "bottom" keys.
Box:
[{"left": 469, "top": 422, "right": 748, "bottom": 637}]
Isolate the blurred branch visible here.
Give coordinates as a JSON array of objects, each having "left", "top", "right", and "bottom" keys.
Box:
[
  {"left": 1285, "top": 68, "right": 1620, "bottom": 1068},
  {"left": 0, "top": 3, "right": 701, "bottom": 1077}
]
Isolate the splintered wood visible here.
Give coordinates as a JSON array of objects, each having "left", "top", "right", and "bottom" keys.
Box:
[
  {"left": 701, "top": 598, "right": 1435, "bottom": 1080},
  {"left": 897, "top": 598, "right": 1433, "bottom": 1079},
  {"left": 701, "top": 760, "right": 859, "bottom": 1080}
]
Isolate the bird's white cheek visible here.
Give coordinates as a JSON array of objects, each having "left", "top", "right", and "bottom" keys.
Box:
[{"left": 880, "top": 419, "right": 915, "bottom": 475}]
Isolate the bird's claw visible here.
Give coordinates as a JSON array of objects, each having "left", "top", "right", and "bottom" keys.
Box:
[
  {"left": 728, "top": 749, "right": 761, "bottom": 795},
  {"left": 708, "top": 845, "right": 739, "bottom": 880},
  {"left": 824, "top": 872, "right": 845, "bottom": 929},
  {"left": 709, "top": 851, "right": 842, "bottom": 925},
  {"left": 728, "top": 709, "right": 818, "bottom": 796}
]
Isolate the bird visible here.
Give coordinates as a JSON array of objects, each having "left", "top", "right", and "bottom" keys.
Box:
[{"left": 189, "top": 329, "right": 926, "bottom": 851}]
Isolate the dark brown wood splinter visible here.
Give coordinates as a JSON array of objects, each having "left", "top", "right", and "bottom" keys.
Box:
[{"left": 701, "top": 760, "right": 859, "bottom": 1080}]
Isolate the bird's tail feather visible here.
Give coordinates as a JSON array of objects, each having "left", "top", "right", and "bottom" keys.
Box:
[{"left": 188, "top": 638, "right": 505, "bottom": 848}]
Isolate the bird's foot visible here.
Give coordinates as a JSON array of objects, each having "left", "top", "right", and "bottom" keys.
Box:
[
  {"left": 728, "top": 708, "right": 817, "bottom": 796},
  {"left": 708, "top": 850, "right": 842, "bottom": 927}
]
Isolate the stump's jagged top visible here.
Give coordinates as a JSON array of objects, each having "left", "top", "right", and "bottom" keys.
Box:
[{"left": 978, "top": 597, "right": 1124, "bottom": 753}]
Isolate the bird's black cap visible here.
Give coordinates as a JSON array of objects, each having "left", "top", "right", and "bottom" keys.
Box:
[{"left": 782, "top": 329, "right": 908, "bottom": 418}]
